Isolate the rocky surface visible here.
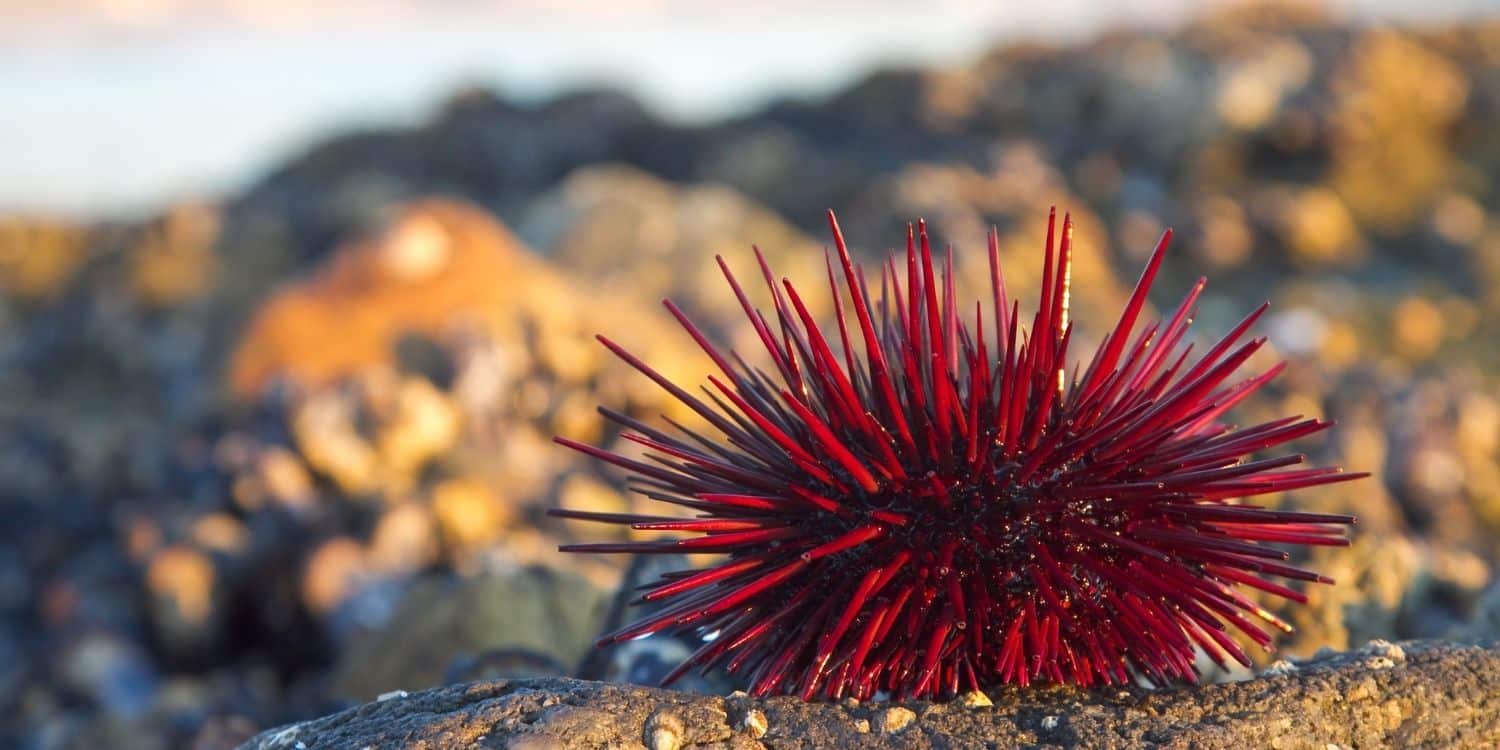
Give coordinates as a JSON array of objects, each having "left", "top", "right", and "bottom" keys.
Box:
[{"left": 241, "top": 640, "right": 1499, "bottom": 749}]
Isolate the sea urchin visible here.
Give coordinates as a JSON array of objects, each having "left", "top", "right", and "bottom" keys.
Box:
[{"left": 553, "top": 210, "right": 1361, "bottom": 701}]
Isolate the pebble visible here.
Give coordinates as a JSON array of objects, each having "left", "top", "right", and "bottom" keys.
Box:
[
  {"left": 1362, "top": 639, "right": 1406, "bottom": 663},
  {"left": 1263, "top": 659, "right": 1300, "bottom": 677},
  {"left": 877, "top": 706, "right": 916, "bottom": 734},
  {"left": 644, "top": 709, "right": 685, "bottom": 750},
  {"left": 302, "top": 537, "right": 369, "bottom": 614},
  {"left": 145, "top": 545, "right": 216, "bottom": 626},
  {"left": 740, "top": 708, "right": 768, "bottom": 738},
  {"left": 957, "top": 690, "right": 993, "bottom": 708},
  {"left": 58, "top": 633, "right": 161, "bottom": 719}
]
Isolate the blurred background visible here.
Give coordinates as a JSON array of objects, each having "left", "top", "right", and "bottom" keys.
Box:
[{"left": 1, "top": 0, "right": 1498, "bottom": 747}]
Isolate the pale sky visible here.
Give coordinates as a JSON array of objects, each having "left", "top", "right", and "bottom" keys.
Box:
[{"left": 1, "top": 0, "right": 1491, "bottom": 217}]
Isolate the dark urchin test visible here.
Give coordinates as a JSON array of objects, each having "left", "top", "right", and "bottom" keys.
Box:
[{"left": 552, "top": 209, "right": 1363, "bottom": 702}]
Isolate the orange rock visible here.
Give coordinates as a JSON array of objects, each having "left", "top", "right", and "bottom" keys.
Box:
[
  {"left": 1392, "top": 297, "right": 1445, "bottom": 362},
  {"left": 431, "top": 477, "right": 511, "bottom": 554},
  {"left": 229, "top": 198, "right": 705, "bottom": 475},
  {"left": 303, "top": 537, "right": 369, "bottom": 614},
  {"left": 369, "top": 502, "right": 439, "bottom": 574},
  {"left": 0, "top": 217, "right": 91, "bottom": 302},
  {"left": 146, "top": 545, "right": 216, "bottom": 625},
  {"left": 229, "top": 200, "right": 551, "bottom": 396},
  {"left": 192, "top": 513, "right": 250, "bottom": 555}
]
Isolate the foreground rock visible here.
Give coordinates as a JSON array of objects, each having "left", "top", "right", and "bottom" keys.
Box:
[{"left": 241, "top": 640, "right": 1498, "bottom": 749}]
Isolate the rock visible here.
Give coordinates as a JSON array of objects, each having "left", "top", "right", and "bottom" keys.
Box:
[
  {"left": 0, "top": 217, "right": 93, "bottom": 302},
  {"left": 225, "top": 195, "right": 703, "bottom": 518},
  {"left": 144, "top": 545, "right": 222, "bottom": 661},
  {"left": 517, "top": 165, "right": 829, "bottom": 343},
  {"left": 127, "top": 202, "right": 221, "bottom": 308},
  {"left": 740, "top": 708, "right": 769, "bottom": 739},
  {"left": 876, "top": 706, "right": 916, "bottom": 735},
  {"left": 1328, "top": 31, "right": 1469, "bottom": 232},
  {"left": 301, "top": 537, "right": 369, "bottom": 616},
  {"left": 366, "top": 502, "right": 439, "bottom": 575},
  {"left": 241, "top": 640, "right": 1500, "bottom": 749},
  {"left": 329, "top": 566, "right": 611, "bottom": 703},
  {"left": 375, "top": 377, "right": 462, "bottom": 483},
  {"left": 956, "top": 690, "right": 993, "bottom": 708},
  {"left": 227, "top": 199, "right": 539, "bottom": 395},
  {"left": 430, "top": 477, "right": 511, "bottom": 558},
  {"left": 55, "top": 632, "right": 161, "bottom": 720},
  {"left": 287, "top": 389, "right": 382, "bottom": 496},
  {"left": 840, "top": 152, "right": 1131, "bottom": 332}
]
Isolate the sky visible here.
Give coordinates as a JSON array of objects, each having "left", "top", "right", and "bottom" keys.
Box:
[{"left": 1, "top": 1, "right": 1493, "bottom": 217}]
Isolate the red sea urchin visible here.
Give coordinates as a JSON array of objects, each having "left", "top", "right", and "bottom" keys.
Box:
[{"left": 552, "top": 210, "right": 1362, "bottom": 701}]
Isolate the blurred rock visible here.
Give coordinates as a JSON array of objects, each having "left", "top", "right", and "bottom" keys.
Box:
[
  {"left": 302, "top": 537, "right": 369, "bottom": 616},
  {"left": 187, "top": 715, "right": 260, "bottom": 750},
  {"left": 145, "top": 545, "right": 221, "bottom": 663},
  {"left": 55, "top": 632, "right": 161, "bottom": 720},
  {"left": 430, "top": 477, "right": 510, "bottom": 562},
  {"left": 128, "top": 203, "right": 221, "bottom": 308},
  {"left": 841, "top": 150, "right": 1131, "bottom": 330},
  {"left": 0, "top": 217, "right": 93, "bottom": 302},
  {"left": 376, "top": 376, "right": 461, "bottom": 487},
  {"left": 519, "top": 164, "right": 829, "bottom": 343},
  {"left": 228, "top": 200, "right": 535, "bottom": 395},
  {"left": 330, "top": 566, "right": 611, "bottom": 702},
  {"left": 1276, "top": 186, "right": 1362, "bottom": 267},
  {"left": 1329, "top": 31, "right": 1469, "bottom": 232},
  {"left": 367, "top": 502, "right": 439, "bottom": 575},
  {"left": 1279, "top": 535, "right": 1494, "bottom": 660}
]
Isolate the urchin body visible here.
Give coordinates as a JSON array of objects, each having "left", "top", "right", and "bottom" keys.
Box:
[{"left": 555, "top": 210, "right": 1360, "bottom": 701}]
